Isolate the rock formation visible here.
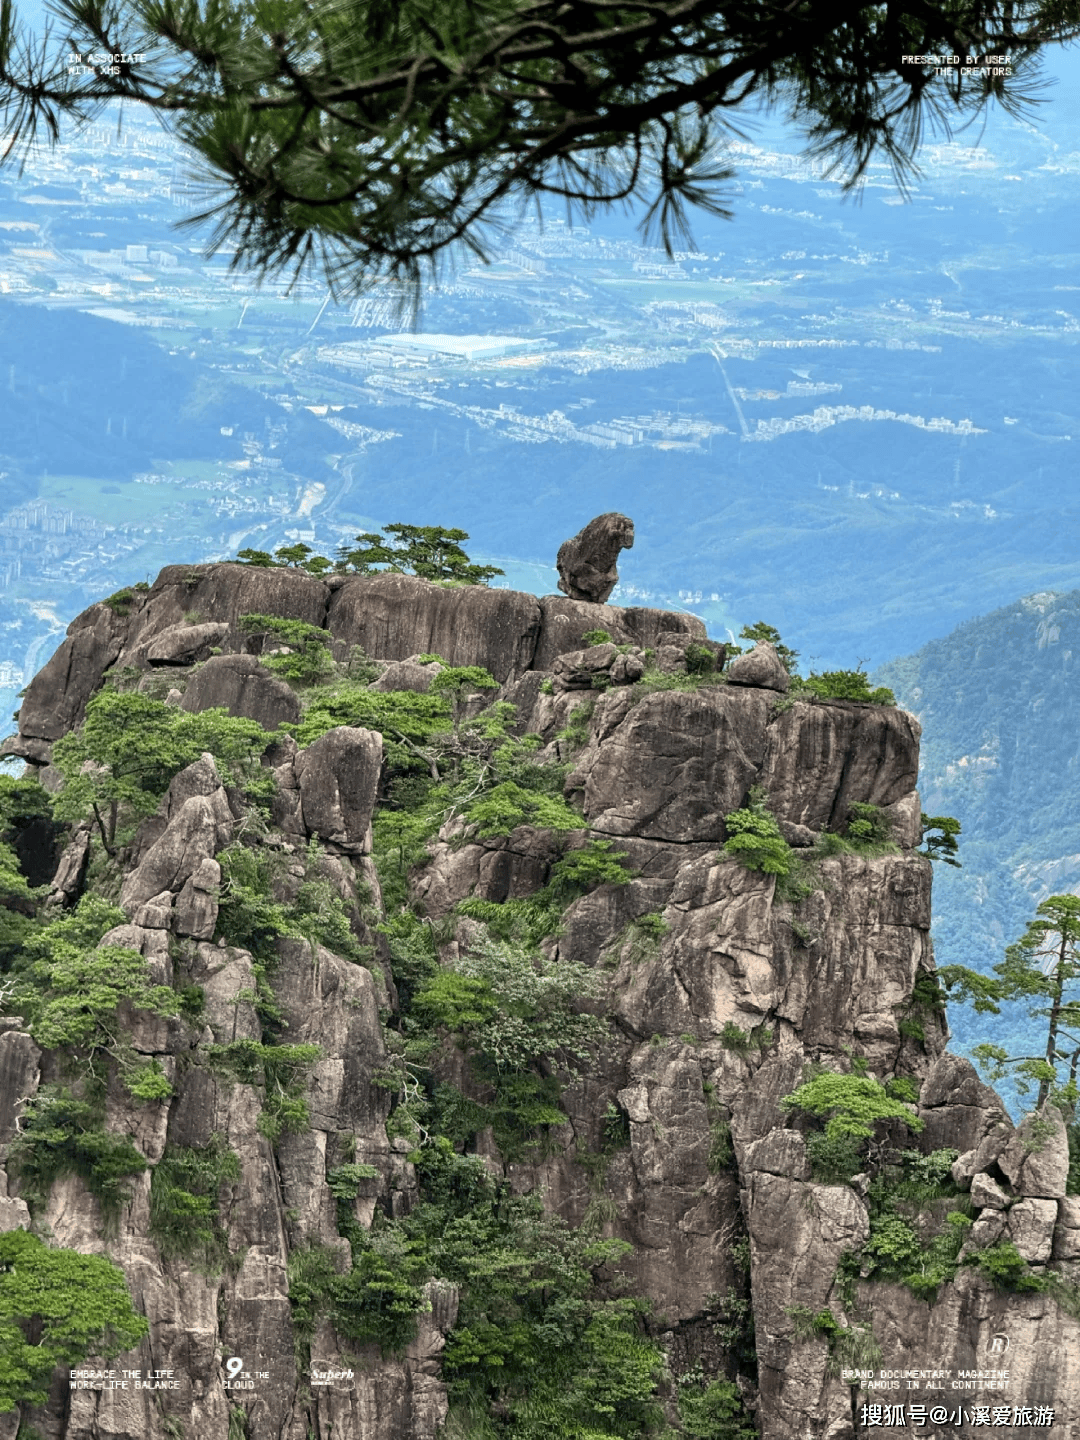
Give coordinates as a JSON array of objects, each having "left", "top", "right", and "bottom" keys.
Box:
[
  {"left": 0, "top": 560, "right": 1077, "bottom": 1440},
  {"left": 556, "top": 512, "right": 635, "bottom": 604}
]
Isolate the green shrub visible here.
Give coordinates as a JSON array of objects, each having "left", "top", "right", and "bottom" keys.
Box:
[
  {"left": 26, "top": 937, "right": 178, "bottom": 1053},
  {"left": 0, "top": 1231, "right": 148, "bottom": 1411},
  {"left": 206, "top": 1040, "right": 320, "bottom": 1142},
  {"left": 677, "top": 1372, "right": 756, "bottom": 1440},
  {"left": 8, "top": 1086, "right": 148, "bottom": 1220},
  {"left": 729, "top": 622, "right": 800, "bottom": 676},
  {"left": 215, "top": 844, "right": 293, "bottom": 959},
  {"left": 326, "top": 1163, "right": 379, "bottom": 1199},
  {"left": 719, "top": 1021, "right": 772, "bottom": 1055},
  {"left": 51, "top": 691, "right": 272, "bottom": 849},
  {"left": 294, "top": 683, "right": 451, "bottom": 759},
  {"left": 723, "top": 790, "right": 793, "bottom": 877},
  {"left": 547, "top": 837, "right": 635, "bottom": 899},
  {"left": 628, "top": 668, "right": 721, "bottom": 700},
  {"left": 127, "top": 1061, "right": 174, "bottom": 1102},
  {"left": 465, "top": 780, "right": 583, "bottom": 838},
  {"left": 601, "top": 1100, "right": 631, "bottom": 1152},
  {"left": 258, "top": 1090, "right": 312, "bottom": 1141},
  {"left": 708, "top": 1118, "right": 734, "bottom": 1173},
  {"left": 555, "top": 698, "right": 594, "bottom": 750},
  {"left": 803, "top": 670, "right": 895, "bottom": 705},
  {"left": 581, "top": 629, "right": 612, "bottom": 646},
  {"left": 684, "top": 642, "right": 718, "bottom": 676},
  {"left": 102, "top": 587, "right": 136, "bottom": 616},
  {"left": 805, "top": 1131, "right": 865, "bottom": 1185},
  {"left": 968, "top": 1240, "right": 1048, "bottom": 1292},
  {"left": 150, "top": 1140, "right": 241, "bottom": 1270},
  {"left": 782, "top": 1070, "right": 923, "bottom": 1183},
  {"left": 900, "top": 1213, "right": 972, "bottom": 1300},
  {"left": 782, "top": 1071, "right": 923, "bottom": 1141},
  {"left": 238, "top": 613, "right": 335, "bottom": 687},
  {"left": 608, "top": 910, "right": 669, "bottom": 967}
]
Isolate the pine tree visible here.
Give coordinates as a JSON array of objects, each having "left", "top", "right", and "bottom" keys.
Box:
[
  {"left": 0, "top": 2, "right": 1076, "bottom": 292},
  {"left": 941, "top": 894, "right": 1080, "bottom": 1111}
]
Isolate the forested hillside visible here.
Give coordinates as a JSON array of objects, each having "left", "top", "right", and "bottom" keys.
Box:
[{"left": 876, "top": 589, "right": 1080, "bottom": 1095}]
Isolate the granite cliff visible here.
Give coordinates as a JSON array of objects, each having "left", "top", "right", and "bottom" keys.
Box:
[{"left": 0, "top": 560, "right": 1077, "bottom": 1440}]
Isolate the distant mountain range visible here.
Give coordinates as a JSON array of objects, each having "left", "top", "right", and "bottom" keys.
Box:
[{"left": 876, "top": 588, "right": 1080, "bottom": 1101}]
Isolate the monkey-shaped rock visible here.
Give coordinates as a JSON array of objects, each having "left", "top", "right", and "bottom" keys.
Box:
[{"left": 556, "top": 512, "right": 634, "bottom": 604}]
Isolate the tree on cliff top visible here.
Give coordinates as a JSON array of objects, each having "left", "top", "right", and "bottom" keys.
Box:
[
  {"left": 0, "top": 2, "right": 1075, "bottom": 294},
  {"left": 238, "top": 525, "right": 504, "bottom": 585}
]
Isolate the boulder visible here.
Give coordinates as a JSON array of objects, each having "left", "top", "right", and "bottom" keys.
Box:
[
  {"left": 556, "top": 512, "right": 635, "bottom": 603},
  {"left": 132, "top": 889, "right": 174, "bottom": 931},
  {"left": 533, "top": 596, "right": 638, "bottom": 669},
  {"left": 120, "top": 758, "right": 234, "bottom": 914},
  {"left": 0, "top": 1196, "right": 30, "bottom": 1233},
  {"left": 652, "top": 630, "right": 727, "bottom": 676},
  {"left": 146, "top": 620, "right": 229, "bottom": 665},
  {"left": 918, "top": 1053, "right": 1012, "bottom": 1155},
  {"left": 951, "top": 1120, "right": 1014, "bottom": 1189},
  {"left": 970, "top": 1172, "right": 1010, "bottom": 1211},
  {"left": 45, "top": 821, "right": 92, "bottom": 907},
  {"left": 552, "top": 642, "right": 645, "bottom": 693},
  {"left": 180, "top": 653, "right": 301, "bottom": 730},
  {"left": 531, "top": 601, "right": 709, "bottom": 670},
  {"left": 1007, "top": 1198, "right": 1057, "bottom": 1263},
  {"left": 741, "top": 1129, "right": 812, "bottom": 1180},
  {"left": 966, "top": 1209, "right": 1008, "bottom": 1252},
  {"left": 619, "top": 607, "right": 707, "bottom": 649},
  {"left": 370, "top": 656, "right": 444, "bottom": 693},
  {"left": 725, "top": 641, "right": 790, "bottom": 692},
  {"left": 327, "top": 573, "right": 541, "bottom": 682},
  {"left": 174, "top": 857, "right": 222, "bottom": 940},
  {"left": 998, "top": 1107, "right": 1070, "bottom": 1198},
  {"left": 294, "top": 726, "right": 383, "bottom": 852}
]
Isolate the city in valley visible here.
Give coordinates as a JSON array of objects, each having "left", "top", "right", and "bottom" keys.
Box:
[{"left": 2, "top": 100, "right": 1079, "bottom": 733}]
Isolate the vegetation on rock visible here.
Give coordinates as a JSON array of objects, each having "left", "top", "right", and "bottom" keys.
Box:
[
  {"left": 941, "top": 893, "right": 1080, "bottom": 1110},
  {"left": 0, "top": 1231, "right": 149, "bottom": 1412},
  {"left": 238, "top": 524, "right": 503, "bottom": 585}
]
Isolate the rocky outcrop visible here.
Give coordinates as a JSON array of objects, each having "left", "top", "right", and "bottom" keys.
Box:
[
  {"left": 556, "top": 512, "right": 635, "bottom": 603},
  {"left": 179, "top": 653, "right": 302, "bottom": 729},
  {"left": 327, "top": 574, "right": 541, "bottom": 682},
  {"left": 293, "top": 726, "right": 382, "bottom": 853},
  {"left": 120, "top": 754, "right": 235, "bottom": 917},
  {"left": 551, "top": 641, "right": 647, "bottom": 692},
  {"left": 7, "top": 600, "right": 131, "bottom": 747},
  {"left": 10, "top": 562, "right": 713, "bottom": 760},
  {"left": 370, "top": 656, "right": 443, "bottom": 692},
  {"left": 117, "top": 562, "right": 329, "bottom": 670},
  {"left": 5, "top": 561, "right": 1080, "bottom": 1440},
  {"left": 146, "top": 620, "right": 230, "bottom": 665}
]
